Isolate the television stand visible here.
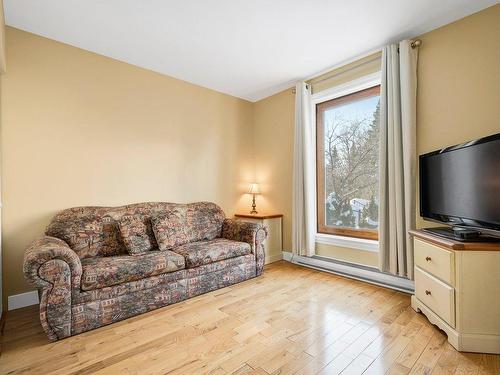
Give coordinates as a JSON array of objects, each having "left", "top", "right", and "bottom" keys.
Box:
[
  {"left": 409, "top": 229, "right": 500, "bottom": 354},
  {"left": 422, "top": 227, "right": 500, "bottom": 243}
]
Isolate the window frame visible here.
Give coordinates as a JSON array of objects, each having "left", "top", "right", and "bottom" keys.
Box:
[{"left": 314, "top": 76, "right": 381, "bottom": 241}]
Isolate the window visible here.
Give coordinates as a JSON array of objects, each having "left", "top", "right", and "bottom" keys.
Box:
[{"left": 316, "top": 85, "right": 380, "bottom": 240}]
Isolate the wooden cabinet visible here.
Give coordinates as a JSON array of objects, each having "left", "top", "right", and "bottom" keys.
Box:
[
  {"left": 234, "top": 214, "right": 283, "bottom": 265},
  {"left": 410, "top": 230, "right": 500, "bottom": 354}
]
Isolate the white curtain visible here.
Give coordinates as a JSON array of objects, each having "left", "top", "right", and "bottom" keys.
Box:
[
  {"left": 0, "top": 0, "right": 5, "bottom": 73},
  {"left": 0, "top": 0, "right": 5, "bottom": 313},
  {"left": 292, "top": 82, "right": 315, "bottom": 256},
  {"left": 379, "top": 40, "right": 418, "bottom": 279}
]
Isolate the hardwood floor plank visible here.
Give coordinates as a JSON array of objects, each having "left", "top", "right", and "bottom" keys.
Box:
[
  {"left": 431, "top": 342, "right": 462, "bottom": 374},
  {"left": 317, "top": 353, "right": 356, "bottom": 375},
  {"left": 294, "top": 338, "right": 351, "bottom": 374},
  {"left": 393, "top": 323, "right": 436, "bottom": 370},
  {"left": 408, "top": 330, "right": 448, "bottom": 375},
  {"left": 453, "top": 353, "right": 480, "bottom": 375},
  {"left": 340, "top": 353, "right": 374, "bottom": 374}
]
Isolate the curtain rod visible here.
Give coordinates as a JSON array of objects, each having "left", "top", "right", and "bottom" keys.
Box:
[
  {"left": 293, "top": 39, "right": 422, "bottom": 92},
  {"left": 292, "top": 39, "right": 422, "bottom": 94},
  {"left": 411, "top": 39, "right": 422, "bottom": 48},
  {"left": 308, "top": 54, "right": 381, "bottom": 86},
  {"left": 311, "top": 39, "right": 422, "bottom": 85}
]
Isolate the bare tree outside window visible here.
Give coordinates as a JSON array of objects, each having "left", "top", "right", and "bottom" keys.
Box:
[{"left": 316, "top": 85, "right": 380, "bottom": 240}]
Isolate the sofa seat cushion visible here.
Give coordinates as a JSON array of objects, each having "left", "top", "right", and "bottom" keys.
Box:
[
  {"left": 172, "top": 238, "right": 251, "bottom": 268},
  {"left": 80, "top": 251, "right": 185, "bottom": 291}
]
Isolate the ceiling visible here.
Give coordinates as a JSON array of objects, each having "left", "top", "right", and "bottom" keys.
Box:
[{"left": 4, "top": 1, "right": 499, "bottom": 102}]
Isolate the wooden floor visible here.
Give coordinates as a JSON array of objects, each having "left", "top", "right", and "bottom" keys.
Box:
[{"left": 1, "top": 261, "right": 498, "bottom": 375}]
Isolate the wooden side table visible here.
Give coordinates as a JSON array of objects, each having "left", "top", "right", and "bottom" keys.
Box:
[{"left": 234, "top": 214, "right": 283, "bottom": 264}]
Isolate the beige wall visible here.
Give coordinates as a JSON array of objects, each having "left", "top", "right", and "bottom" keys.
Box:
[
  {"left": 253, "top": 4, "right": 500, "bottom": 265},
  {"left": 1, "top": 27, "right": 255, "bottom": 303},
  {"left": 253, "top": 89, "right": 295, "bottom": 251},
  {"left": 416, "top": 4, "right": 500, "bottom": 229}
]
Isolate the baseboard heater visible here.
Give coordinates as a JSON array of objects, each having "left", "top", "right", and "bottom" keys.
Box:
[{"left": 283, "top": 252, "right": 414, "bottom": 294}]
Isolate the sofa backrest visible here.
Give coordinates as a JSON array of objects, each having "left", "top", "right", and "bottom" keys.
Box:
[{"left": 45, "top": 202, "right": 226, "bottom": 259}]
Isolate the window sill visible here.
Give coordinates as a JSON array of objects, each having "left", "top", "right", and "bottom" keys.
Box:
[{"left": 315, "top": 233, "right": 379, "bottom": 253}]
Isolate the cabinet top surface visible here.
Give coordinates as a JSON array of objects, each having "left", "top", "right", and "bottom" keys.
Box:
[
  {"left": 409, "top": 229, "right": 500, "bottom": 251},
  {"left": 234, "top": 213, "right": 283, "bottom": 219}
]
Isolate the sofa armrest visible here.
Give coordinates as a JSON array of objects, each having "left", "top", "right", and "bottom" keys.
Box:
[
  {"left": 221, "top": 219, "right": 267, "bottom": 275},
  {"left": 24, "top": 236, "right": 82, "bottom": 289},
  {"left": 23, "top": 236, "right": 82, "bottom": 341}
]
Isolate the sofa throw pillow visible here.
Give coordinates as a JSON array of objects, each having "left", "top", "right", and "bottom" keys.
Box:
[
  {"left": 151, "top": 207, "right": 190, "bottom": 251},
  {"left": 185, "top": 202, "right": 226, "bottom": 242},
  {"left": 118, "top": 215, "right": 156, "bottom": 255}
]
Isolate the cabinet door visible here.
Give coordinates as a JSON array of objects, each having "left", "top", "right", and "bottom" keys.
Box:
[{"left": 455, "top": 251, "right": 500, "bottom": 334}]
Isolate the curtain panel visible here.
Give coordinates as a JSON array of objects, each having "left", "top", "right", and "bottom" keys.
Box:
[
  {"left": 378, "top": 41, "right": 418, "bottom": 279},
  {"left": 0, "top": 0, "right": 5, "bottom": 73},
  {"left": 292, "top": 82, "right": 315, "bottom": 256}
]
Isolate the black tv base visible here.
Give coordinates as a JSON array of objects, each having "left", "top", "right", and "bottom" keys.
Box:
[{"left": 422, "top": 227, "right": 500, "bottom": 243}]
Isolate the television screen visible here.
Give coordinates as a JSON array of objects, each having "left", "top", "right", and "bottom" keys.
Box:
[{"left": 420, "top": 133, "right": 500, "bottom": 233}]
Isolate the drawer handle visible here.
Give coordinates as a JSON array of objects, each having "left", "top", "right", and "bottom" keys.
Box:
[
  {"left": 425, "top": 290, "right": 431, "bottom": 296},
  {"left": 425, "top": 256, "right": 432, "bottom": 261}
]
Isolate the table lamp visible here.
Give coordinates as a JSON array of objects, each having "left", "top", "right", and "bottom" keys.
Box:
[{"left": 248, "top": 183, "right": 260, "bottom": 214}]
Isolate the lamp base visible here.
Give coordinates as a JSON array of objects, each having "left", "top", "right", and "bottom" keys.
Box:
[{"left": 250, "top": 194, "right": 258, "bottom": 215}]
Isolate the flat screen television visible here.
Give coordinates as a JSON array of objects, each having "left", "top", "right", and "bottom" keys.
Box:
[{"left": 419, "top": 133, "right": 500, "bottom": 240}]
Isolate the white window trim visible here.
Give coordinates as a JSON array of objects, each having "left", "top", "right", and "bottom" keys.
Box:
[
  {"left": 311, "top": 71, "right": 381, "bottom": 104},
  {"left": 312, "top": 71, "right": 382, "bottom": 252},
  {"left": 315, "top": 233, "right": 379, "bottom": 253}
]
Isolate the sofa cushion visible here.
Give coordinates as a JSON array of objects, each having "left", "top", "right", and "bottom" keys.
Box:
[
  {"left": 151, "top": 207, "right": 190, "bottom": 251},
  {"left": 80, "top": 251, "right": 185, "bottom": 291},
  {"left": 46, "top": 211, "right": 125, "bottom": 259},
  {"left": 186, "top": 202, "right": 226, "bottom": 242},
  {"left": 118, "top": 215, "right": 157, "bottom": 255},
  {"left": 172, "top": 238, "right": 251, "bottom": 268}
]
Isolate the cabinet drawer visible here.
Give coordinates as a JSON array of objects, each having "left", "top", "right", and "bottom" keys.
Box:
[
  {"left": 415, "top": 267, "right": 455, "bottom": 327},
  {"left": 414, "top": 239, "right": 454, "bottom": 285}
]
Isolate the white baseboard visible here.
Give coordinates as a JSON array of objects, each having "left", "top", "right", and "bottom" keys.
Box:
[
  {"left": 8, "top": 290, "right": 39, "bottom": 311},
  {"left": 282, "top": 251, "right": 414, "bottom": 293},
  {"left": 265, "top": 253, "right": 283, "bottom": 264}
]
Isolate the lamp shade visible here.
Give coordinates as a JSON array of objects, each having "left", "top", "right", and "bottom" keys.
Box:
[{"left": 248, "top": 183, "right": 261, "bottom": 195}]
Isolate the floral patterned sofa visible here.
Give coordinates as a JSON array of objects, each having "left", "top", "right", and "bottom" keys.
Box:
[{"left": 23, "top": 202, "right": 267, "bottom": 341}]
